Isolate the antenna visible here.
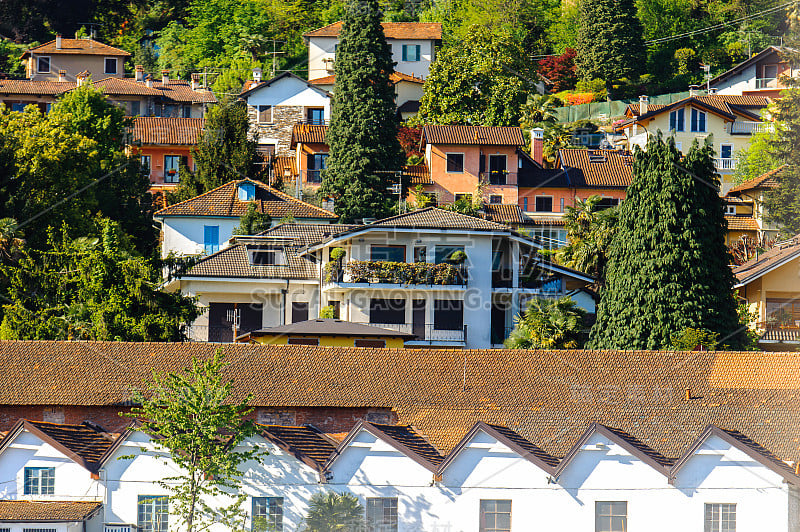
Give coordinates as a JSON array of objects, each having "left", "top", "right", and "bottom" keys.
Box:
[{"left": 268, "top": 40, "right": 286, "bottom": 77}]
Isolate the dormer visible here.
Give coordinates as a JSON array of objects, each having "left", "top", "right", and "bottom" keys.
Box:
[
  {"left": 238, "top": 181, "right": 256, "bottom": 201},
  {"left": 247, "top": 244, "right": 287, "bottom": 266}
]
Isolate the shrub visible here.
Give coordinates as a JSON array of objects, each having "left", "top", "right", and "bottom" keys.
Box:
[
  {"left": 319, "top": 305, "right": 337, "bottom": 319},
  {"left": 673, "top": 48, "right": 698, "bottom": 76}
]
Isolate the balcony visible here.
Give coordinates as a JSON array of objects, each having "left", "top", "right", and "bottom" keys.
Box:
[
  {"left": 105, "top": 525, "right": 136, "bottom": 532},
  {"left": 730, "top": 121, "right": 774, "bottom": 135},
  {"left": 297, "top": 119, "right": 329, "bottom": 126},
  {"left": 329, "top": 260, "right": 468, "bottom": 286},
  {"left": 480, "top": 171, "right": 517, "bottom": 186},
  {"left": 714, "top": 158, "right": 737, "bottom": 170},
  {"left": 755, "top": 77, "right": 780, "bottom": 89},
  {"left": 364, "top": 322, "right": 466, "bottom": 343}
]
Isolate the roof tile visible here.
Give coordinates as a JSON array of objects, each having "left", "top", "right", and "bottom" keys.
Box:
[
  {"left": 130, "top": 117, "right": 203, "bottom": 145},
  {"left": 423, "top": 125, "right": 525, "bottom": 146},
  {"left": 0, "top": 501, "right": 102, "bottom": 521},
  {"left": 728, "top": 165, "right": 785, "bottom": 194},
  {"left": 559, "top": 149, "right": 633, "bottom": 187},
  {"left": 304, "top": 22, "right": 442, "bottom": 40},
  {"left": 22, "top": 38, "right": 130, "bottom": 57}
]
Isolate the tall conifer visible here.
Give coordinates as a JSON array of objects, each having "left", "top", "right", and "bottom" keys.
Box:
[
  {"left": 319, "top": 0, "right": 405, "bottom": 223},
  {"left": 589, "top": 136, "right": 742, "bottom": 349}
]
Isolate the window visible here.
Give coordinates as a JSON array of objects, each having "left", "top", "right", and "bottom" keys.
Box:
[
  {"left": 37, "top": 56, "right": 50, "bottom": 73},
  {"left": 595, "top": 501, "right": 627, "bottom": 532},
  {"left": 366, "top": 411, "right": 391, "bottom": 423},
  {"left": 307, "top": 107, "right": 324, "bottom": 124},
  {"left": 355, "top": 339, "right": 386, "bottom": 347},
  {"left": 434, "top": 299, "right": 463, "bottom": 331},
  {"left": 523, "top": 197, "right": 528, "bottom": 211},
  {"left": 446, "top": 153, "right": 464, "bottom": 173},
  {"left": 24, "top": 467, "right": 54, "bottom": 495},
  {"left": 669, "top": 108, "right": 685, "bottom": 132},
  {"left": 248, "top": 246, "right": 285, "bottom": 265},
  {"left": 164, "top": 155, "right": 182, "bottom": 183},
  {"left": 23, "top": 529, "right": 55, "bottom": 532},
  {"left": 479, "top": 500, "right": 511, "bottom": 532},
  {"left": 138, "top": 495, "right": 169, "bottom": 532},
  {"left": 413, "top": 246, "right": 426, "bottom": 263},
  {"left": 307, "top": 153, "right": 328, "bottom": 183},
  {"left": 725, "top": 204, "right": 736, "bottom": 215},
  {"left": 488, "top": 155, "right": 507, "bottom": 184},
  {"left": 366, "top": 497, "right": 398, "bottom": 532},
  {"left": 292, "top": 302, "right": 309, "bottom": 323},
  {"left": 434, "top": 245, "right": 465, "bottom": 264},
  {"left": 130, "top": 101, "right": 141, "bottom": 116},
  {"left": 42, "top": 407, "right": 64, "bottom": 423},
  {"left": 530, "top": 228, "right": 567, "bottom": 249},
  {"left": 370, "top": 245, "right": 405, "bottom": 262},
  {"left": 705, "top": 503, "right": 736, "bottom": 532},
  {"left": 560, "top": 198, "right": 565, "bottom": 212},
  {"left": 182, "top": 105, "right": 191, "bottom": 118},
  {"left": 489, "top": 195, "right": 502, "bottom": 204},
  {"left": 691, "top": 108, "right": 707, "bottom": 132},
  {"left": 535, "top": 196, "right": 553, "bottom": 212},
  {"left": 253, "top": 496, "right": 283, "bottom": 531},
  {"left": 140, "top": 155, "right": 151, "bottom": 175},
  {"left": 11, "top": 102, "right": 29, "bottom": 112},
  {"left": 239, "top": 182, "right": 256, "bottom": 201},
  {"left": 370, "top": 298, "right": 406, "bottom": 324},
  {"left": 720, "top": 144, "right": 733, "bottom": 160},
  {"left": 596, "top": 197, "right": 620, "bottom": 209},
  {"left": 402, "top": 44, "right": 421, "bottom": 62},
  {"left": 203, "top": 225, "right": 219, "bottom": 254},
  {"left": 258, "top": 105, "right": 273, "bottom": 123},
  {"left": 763, "top": 64, "right": 778, "bottom": 79},
  {"left": 104, "top": 57, "right": 118, "bottom": 74}
]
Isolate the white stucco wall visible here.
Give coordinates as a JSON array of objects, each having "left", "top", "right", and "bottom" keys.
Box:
[
  {"left": 245, "top": 77, "right": 331, "bottom": 112},
  {"left": 716, "top": 64, "right": 759, "bottom": 95},
  {"left": 158, "top": 217, "right": 241, "bottom": 258},
  {"left": 308, "top": 36, "right": 435, "bottom": 80}
]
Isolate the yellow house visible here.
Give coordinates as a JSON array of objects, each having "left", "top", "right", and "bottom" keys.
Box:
[
  {"left": 236, "top": 318, "right": 414, "bottom": 348},
  {"left": 734, "top": 236, "right": 800, "bottom": 350},
  {"left": 616, "top": 92, "right": 771, "bottom": 195},
  {"left": 725, "top": 165, "right": 784, "bottom": 244}
]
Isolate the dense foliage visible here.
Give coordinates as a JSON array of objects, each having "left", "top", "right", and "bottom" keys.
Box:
[
  {"left": 589, "top": 136, "right": 742, "bottom": 349},
  {"left": 555, "top": 195, "right": 618, "bottom": 287},
  {"left": 319, "top": 0, "right": 404, "bottom": 223},
  {"left": 505, "top": 297, "right": 587, "bottom": 349},
  {"left": 232, "top": 203, "right": 272, "bottom": 235},
  {"left": 302, "top": 492, "right": 365, "bottom": 532},
  {"left": 764, "top": 82, "right": 800, "bottom": 236}
]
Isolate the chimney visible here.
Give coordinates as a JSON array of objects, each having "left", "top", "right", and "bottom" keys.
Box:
[
  {"left": 191, "top": 73, "right": 200, "bottom": 91},
  {"left": 76, "top": 71, "right": 88, "bottom": 87},
  {"left": 145, "top": 75, "right": 153, "bottom": 88},
  {"left": 689, "top": 84, "right": 699, "bottom": 97},
  {"left": 531, "top": 127, "right": 544, "bottom": 166},
  {"left": 639, "top": 95, "right": 648, "bottom": 115},
  {"left": 55, "top": 34, "right": 62, "bottom": 49},
  {"left": 161, "top": 69, "right": 169, "bottom": 85},
  {"left": 685, "top": 387, "right": 692, "bottom": 401},
  {"left": 134, "top": 65, "right": 144, "bottom": 82},
  {"left": 57, "top": 69, "right": 66, "bottom": 82},
  {"left": 252, "top": 67, "right": 262, "bottom": 83}
]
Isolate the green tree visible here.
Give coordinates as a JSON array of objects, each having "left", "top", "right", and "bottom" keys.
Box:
[
  {"left": 318, "top": 0, "right": 405, "bottom": 223},
  {"left": 171, "top": 101, "right": 258, "bottom": 203},
  {"left": 555, "top": 194, "right": 617, "bottom": 286},
  {"left": 0, "top": 218, "right": 198, "bottom": 341},
  {"left": 303, "top": 492, "right": 365, "bottom": 532},
  {"left": 505, "top": 296, "right": 587, "bottom": 349},
  {"left": 575, "top": 0, "right": 646, "bottom": 96},
  {"left": 126, "top": 349, "right": 261, "bottom": 532},
  {"left": 732, "top": 128, "right": 781, "bottom": 185},
  {"left": 418, "top": 26, "right": 531, "bottom": 126},
  {"left": 764, "top": 82, "right": 800, "bottom": 236},
  {"left": 589, "top": 136, "right": 742, "bottom": 349},
  {"left": 232, "top": 203, "right": 272, "bottom": 235},
  {"left": 520, "top": 94, "right": 559, "bottom": 128}
]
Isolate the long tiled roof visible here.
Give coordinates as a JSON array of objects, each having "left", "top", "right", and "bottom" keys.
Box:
[
  {"left": 259, "top": 424, "right": 337, "bottom": 469},
  {"left": 155, "top": 180, "right": 337, "bottom": 219},
  {"left": 291, "top": 124, "right": 328, "bottom": 146},
  {"left": 626, "top": 103, "right": 667, "bottom": 116},
  {"left": 725, "top": 215, "right": 759, "bottom": 232},
  {"left": 728, "top": 165, "right": 785, "bottom": 194},
  {"left": 482, "top": 204, "right": 525, "bottom": 224},
  {"left": 0, "top": 79, "right": 76, "bottom": 95},
  {"left": 403, "top": 164, "right": 432, "bottom": 185},
  {"left": 559, "top": 149, "right": 633, "bottom": 188},
  {"left": 258, "top": 223, "right": 358, "bottom": 245},
  {"left": 0, "top": 501, "right": 103, "bottom": 521},
  {"left": 2, "top": 343, "right": 800, "bottom": 465},
  {"left": 422, "top": 125, "right": 525, "bottom": 146},
  {"left": 89, "top": 77, "right": 217, "bottom": 103},
  {"left": 304, "top": 22, "right": 442, "bottom": 40},
  {"left": 486, "top": 423, "right": 560, "bottom": 467},
  {"left": 130, "top": 117, "right": 203, "bottom": 145},
  {"left": 626, "top": 95, "right": 769, "bottom": 123},
  {"left": 310, "top": 72, "right": 425, "bottom": 85},
  {"left": 183, "top": 241, "right": 317, "bottom": 279},
  {"left": 733, "top": 237, "right": 800, "bottom": 286},
  {"left": 366, "top": 207, "right": 512, "bottom": 231},
  {"left": 273, "top": 156, "right": 297, "bottom": 178},
  {"left": 22, "top": 38, "right": 130, "bottom": 57}
]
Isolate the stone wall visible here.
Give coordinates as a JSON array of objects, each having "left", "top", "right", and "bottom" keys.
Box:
[{"left": 248, "top": 104, "right": 304, "bottom": 156}]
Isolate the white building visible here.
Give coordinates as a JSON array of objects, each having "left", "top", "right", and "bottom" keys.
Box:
[
  {"left": 709, "top": 46, "right": 797, "bottom": 98},
  {"left": 303, "top": 22, "right": 442, "bottom": 81}
]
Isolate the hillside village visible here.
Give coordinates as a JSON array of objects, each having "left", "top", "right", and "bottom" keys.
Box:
[{"left": 1, "top": 0, "right": 800, "bottom": 530}]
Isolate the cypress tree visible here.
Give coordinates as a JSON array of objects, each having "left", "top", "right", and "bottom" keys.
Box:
[
  {"left": 589, "top": 136, "right": 742, "bottom": 350},
  {"left": 319, "top": 0, "right": 405, "bottom": 223},
  {"left": 575, "top": 0, "right": 646, "bottom": 97}
]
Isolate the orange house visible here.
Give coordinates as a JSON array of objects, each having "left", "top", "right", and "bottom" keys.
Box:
[
  {"left": 128, "top": 117, "right": 203, "bottom": 194},
  {"left": 290, "top": 124, "right": 329, "bottom": 195}
]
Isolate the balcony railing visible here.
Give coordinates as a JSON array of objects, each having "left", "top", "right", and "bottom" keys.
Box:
[
  {"left": 480, "top": 171, "right": 517, "bottom": 186},
  {"left": 336, "top": 260, "right": 468, "bottom": 286},
  {"left": 105, "top": 525, "right": 136, "bottom": 532},
  {"left": 365, "top": 322, "right": 466, "bottom": 343},
  {"left": 297, "top": 119, "right": 329, "bottom": 126},
  {"left": 714, "top": 158, "right": 737, "bottom": 170},
  {"left": 730, "top": 121, "right": 774, "bottom": 134},
  {"left": 755, "top": 77, "right": 780, "bottom": 89},
  {"left": 305, "top": 169, "right": 324, "bottom": 184},
  {"left": 491, "top": 269, "right": 566, "bottom": 292}
]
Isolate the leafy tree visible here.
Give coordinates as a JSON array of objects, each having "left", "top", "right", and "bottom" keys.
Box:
[
  {"left": 319, "top": 0, "right": 405, "bottom": 223},
  {"left": 732, "top": 129, "right": 781, "bottom": 185},
  {"left": 127, "top": 349, "right": 261, "bottom": 532},
  {"left": 303, "top": 491, "right": 365, "bottom": 532},
  {"left": 232, "top": 203, "right": 272, "bottom": 235},
  {"left": 575, "top": 0, "right": 646, "bottom": 97},
  {"left": 520, "top": 94, "right": 559, "bottom": 130},
  {"left": 764, "top": 81, "right": 800, "bottom": 236},
  {"left": 537, "top": 48, "right": 577, "bottom": 92},
  {"left": 505, "top": 296, "right": 586, "bottom": 349},
  {"left": 171, "top": 101, "right": 258, "bottom": 203},
  {"left": 0, "top": 218, "right": 198, "bottom": 341},
  {"left": 418, "top": 26, "right": 532, "bottom": 126},
  {"left": 555, "top": 195, "right": 617, "bottom": 286},
  {"left": 669, "top": 327, "right": 719, "bottom": 351},
  {"left": 589, "top": 136, "right": 742, "bottom": 350}
]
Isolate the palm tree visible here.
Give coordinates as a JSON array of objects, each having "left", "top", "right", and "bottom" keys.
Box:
[
  {"left": 303, "top": 492, "right": 365, "bottom": 532},
  {"left": 505, "top": 297, "right": 587, "bottom": 349},
  {"left": 520, "top": 94, "right": 559, "bottom": 127},
  {"left": 555, "top": 194, "right": 617, "bottom": 285}
]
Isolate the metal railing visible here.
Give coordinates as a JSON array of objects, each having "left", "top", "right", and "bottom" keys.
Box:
[
  {"left": 479, "top": 171, "right": 517, "bottom": 186},
  {"left": 730, "top": 121, "right": 774, "bottom": 134},
  {"left": 364, "top": 322, "right": 466, "bottom": 343},
  {"left": 714, "top": 158, "right": 737, "bottom": 170},
  {"left": 755, "top": 77, "right": 780, "bottom": 89},
  {"left": 296, "top": 119, "right": 329, "bottom": 126}
]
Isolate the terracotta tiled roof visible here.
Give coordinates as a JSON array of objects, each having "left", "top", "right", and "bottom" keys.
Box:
[
  {"left": 309, "top": 75, "right": 335, "bottom": 85},
  {"left": 628, "top": 95, "right": 770, "bottom": 123},
  {"left": 183, "top": 241, "right": 317, "bottom": 279},
  {"left": 482, "top": 204, "right": 525, "bottom": 224},
  {"left": 304, "top": 22, "right": 442, "bottom": 40},
  {"left": 521, "top": 215, "right": 567, "bottom": 226},
  {"left": 559, "top": 149, "right": 633, "bottom": 187},
  {"left": 0, "top": 501, "right": 103, "bottom": 522},
  {"left": 728, "top": 165, "right": 785, "bottom": 194},
  {"left": 2, "top": 343, "right": 800, "bottom": 465},
  {"left": 70, "top": 77, "right": 217, "bottom": 103},
  {"left": 733, "top": 236, "right": 800, "bottom": 286},
  {"left": 310, "top": 72, "right": 425, "bottom": 85},
  {"left": 291, "top": 124, "right": 328, "bottom": 146},
  {"left": 725, "top": 215, "right": 759, "bottom": 232},
  {"left": 403, "top": 164, "right": 431, "bottom": 184},
  {"left": 22, "top": 38, "right": 130, "bottom": 57},
  {"left": 0, "top": 79, "right": 76, "bottom": 95},
  {"left": 367, "top": 207, "right": 512, "bottom": 231},
  {"left": 369, "top": 423, "right": 444, "bottom": 465},
  {"left": 258, "top": 223, "right": 359, "bottom": 245},
  {"left": 130, "top": 117, "right": 203, "bottom": 145},
  {"left": 244, "top": 319, "right": 415, "bottom": 339},
  {"left": 701, "top": 94, "right": 772, "bottom": 108},
  {"left": 89, "top": 76, "right": 163, "bottom": 95},
  {"left": 273, "top": 156, "right": 298, "bottom": 178},
  {"left": 259, "top": 424, "right": 337, "bottom": 469},
  {"left": 626, "top": 103, "right": 667, "bottom": 116},
  {"left": 155, "top": 179, "right": 337, "bottom": 219},
  {"left": 422, "top": 125, "right": 525, "bottom": 146},
  {"left": 24, "top": 420, "right": 115, "bottom": 465}
]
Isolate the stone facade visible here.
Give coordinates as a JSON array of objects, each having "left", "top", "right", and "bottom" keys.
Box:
[{"left": 248, "top": 104, "right": 304, "bottom": 156}]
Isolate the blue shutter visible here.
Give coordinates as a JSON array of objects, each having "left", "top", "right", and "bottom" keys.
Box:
[
  {"left": 678, "top": 108, "right": 684, "bottom": 131},
  {"left": 699, "top": 111, "right": 706, "bottom": 132},
  {"left": 691, "top": 109, "right": 698, "bottom": 132},
  {"left": 669, "top": 111, "right": 676, "bottom": 131},
  {"left": 402, "top": 45, "right": 408, "bottom": 61},
  {"left": 414, "top": 45, "right": 421, "bottom": 61},
  {"left": 204, "top": 226, "right": 219, "bottom": 254}
]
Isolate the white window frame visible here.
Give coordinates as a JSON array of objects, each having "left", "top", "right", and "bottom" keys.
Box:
[
  {"left": 445, "top": 152, "right": 465, "bottom": 173},
  {"left": 535, "top": 195, "right": 554, "bottom": 212},
  {"left": 720, "top": 143, "right": 734, "bottom": 161},
  {"left": 704, "top": 503, "right": 736, "bottom": 532},
  {"left": 725, "top": 204, "right": 736, "bottom": 215},
  {"left": 104, "top": 57, "right": 118, "bottom": 74},
  {"left": 37, "top": 56, "right": 50, "bottom": 73}
]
